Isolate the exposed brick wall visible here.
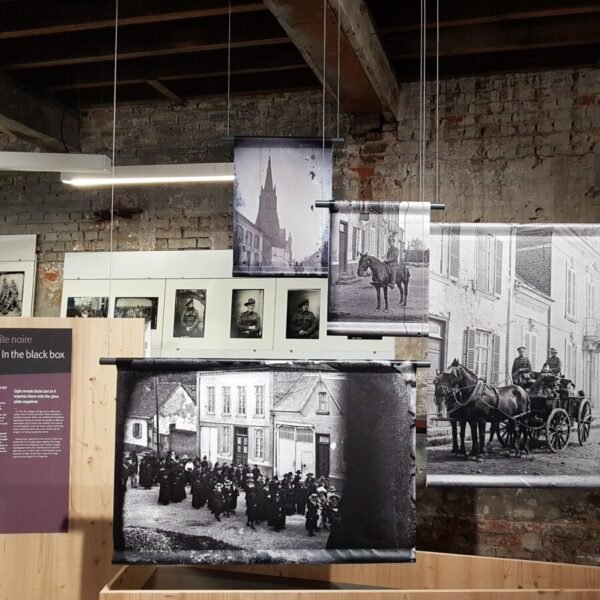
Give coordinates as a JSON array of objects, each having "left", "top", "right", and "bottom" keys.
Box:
[{"left": 1, "top": 68, "right": 600, "bottom": 563}]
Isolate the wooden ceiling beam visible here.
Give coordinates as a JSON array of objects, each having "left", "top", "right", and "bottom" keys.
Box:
[
  {"left": 262, "top": 0, "right": 400, "bottom": 118},
  {"left": 146, "top": 80, "right": 185, "bottom": 105},
  {"left": 0, "top": 74, "right": 79, "bottom": 151},
  {"left": 65, "top": 68, "right": 319, "bottom": 107},
  {"left": 0, "top": 0, "right": 266, "bottom": 40},
  {"left": 372, "top": 0, "right": 600, "bottom": 34},
  {"left": 18, "top": 44, "right": 306, "bottom": 91},
  {"left": 391, "top": 44, "right": 600, "bottom": 82},
  {"left": 0, "top": 13, "right": 289, "bottom": 71},
  {"left": 387, "top": 13, "right": 600, "bottom": 60}
]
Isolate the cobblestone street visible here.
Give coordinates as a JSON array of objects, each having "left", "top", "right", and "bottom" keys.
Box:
[
  {"left": 427, "top": 428, "right": 600, "bottom": 477},
  {"left": 123, "top": 486, "right": 329, "bottom": 555},
  {"left": 329, "top": 264, "right": 428, "bottom": 323}
]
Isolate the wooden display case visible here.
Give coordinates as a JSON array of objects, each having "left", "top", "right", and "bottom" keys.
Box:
[{"left": 101, "top": 551, "right": 600, "bottom": 599}]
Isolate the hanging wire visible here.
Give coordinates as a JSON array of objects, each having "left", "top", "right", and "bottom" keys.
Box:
[
  {"left": 108, "top": 0, "right": 119, "bottom": 353},
  {"left": 226, "top": 0, "right": 232, "bottom": 136},
  {"left": 435, "top": 0, "right": 440, "bottom": 205},
  {"left": 321, "top": 0, "right": 327, "bottom": 201},
  {"left": 336, "top": 0, "right": 341, "bottom": 139}
]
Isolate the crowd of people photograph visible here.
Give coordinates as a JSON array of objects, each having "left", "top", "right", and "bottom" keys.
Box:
[{"left": 121, "top": 451, "right": 341, "bottom": 542}]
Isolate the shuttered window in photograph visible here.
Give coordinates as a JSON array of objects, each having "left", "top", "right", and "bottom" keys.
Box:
[
  {"left": 255, "top": 429, "right": 264, "bottom": 460},
  {"left": 255, "top": 385, "right": 265, "bottom": 416},
  {"left": 449, "top": 225, "right": 461, "bottom": 279},
  {"left": 566, "top": 265, "right": 576, "bottom": 319},
  {"left": 222, "top": 386, "right": 231, "bottom": 414},
  {"left": 221, "top": 426, "right": 231, "bottom": 454},
  {"left": 476, "top": 231, "right": 502, "bottom": 295},
  {"left": 132, "top": 423, "right": 142, "bottom": 439},
  {"left": 317, "top": 391, "right": 328, "bottom": 413},
  {"left": 207, "top": 386, "right": 215, "bottom": 414},
  {"left": 237, "top": 386, "right": 246, "bottom": 416},
  {"left": 464, "top": 328, "right": 501, "bottom": 384}
]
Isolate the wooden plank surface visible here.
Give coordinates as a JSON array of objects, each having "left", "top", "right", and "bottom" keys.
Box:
[
  {"left": 0, "top": 318, "right": 145, "bottom": 600},
  {"left": 209, "top": 550, "right": 600, "bottom": 590}
]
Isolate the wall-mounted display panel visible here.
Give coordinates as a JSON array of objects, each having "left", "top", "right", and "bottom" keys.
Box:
[
  {"left": 0, "top": 235, "right": 37, "bottom": 318},
  {"left": 62, "top": 250, "right": 395, "bottom": 360}
]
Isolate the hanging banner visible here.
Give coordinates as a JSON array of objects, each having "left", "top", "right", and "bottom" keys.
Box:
[
  {"left": 327, "top": 201, "right": 430, "bottom": 337},
  {"left": 113, "top": 359, "right": 415, "bottom": 565},
  {"left": 233, "top": 137, "right": 333, "bottom": 277},
  {"left": 0, "top": 328, "right": 72, "bottom": 533},
  {"left": 427, "top": 223, "right": 599, "bottom": 487}
]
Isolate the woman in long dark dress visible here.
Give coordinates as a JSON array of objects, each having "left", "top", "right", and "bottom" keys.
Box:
[
  {"left": 157, "top": 467, "right": 170, "bottom": 505},
  {"left": 209, "top": 483, "right": 225, "bottom": 521},
  {"left": 191, "top": 467, "right": 203, "bottom": 509},
  {"left": 139, "top": 456, "right": 154, "bottom": 489},
  {"left": 245, "top": 480, "right": 259, "bottom": 529},
  {"left": 305, "top": 493, "right": 319, "bottom": 536}
]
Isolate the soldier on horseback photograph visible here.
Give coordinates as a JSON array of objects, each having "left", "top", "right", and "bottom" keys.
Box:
[{"left": 327, "top": 201, "right": 430, "bottom": 337}]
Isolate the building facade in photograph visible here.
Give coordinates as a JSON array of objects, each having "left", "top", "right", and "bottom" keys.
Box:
[
  {"left": 233, "top": 211, "right": 264, "bottom": 269},
  {"left": 429, "top": 224, "right": 600, "bottom": 412},
  {"left": 272, "top": 372, "right": 345, "bottom": 488},
  {"left": 197, "top": 371, "right": 273, "bottom": 474},
  {"left": 123, "top": 375, "right": 197, "bottom": 455},
  {"left": 329, "top": 202, "right": 404, "bottom": 283}
]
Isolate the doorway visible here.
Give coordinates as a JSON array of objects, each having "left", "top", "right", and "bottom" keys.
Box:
[
  {"left": 234, "top": 427, "right": 249, "bottom": 466},
  {"left": 316, "top": 433, "right": 330, "bottom": 478}
]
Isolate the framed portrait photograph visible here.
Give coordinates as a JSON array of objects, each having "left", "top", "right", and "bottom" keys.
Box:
[
  {"left": 232, "top": 137, "right": 332, "bottom": 278},
  {"left": 230, "top": 289, "right": 264, "bottom": 339},
  {"left": 115, "top": 297, "right": 160, "bottom": 330},
  {"left": 285, "top": 289, "right": 321, "bottom": 340},
  {"left": 113, "top": 359, "right": 416, "bottom": 565},
  {"left": 173, "top": 289, "right": 206, "bottom": 338},
  {"left": 66, "top": 296, "right": 109, "bottom": 318},
  {"left": 0, "top": 271, "right": 25, "bottom": 317}
]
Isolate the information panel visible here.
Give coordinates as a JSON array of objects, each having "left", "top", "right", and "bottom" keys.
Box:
[{"left": 0, "top": 328, "right": 72, "bottom": 533}]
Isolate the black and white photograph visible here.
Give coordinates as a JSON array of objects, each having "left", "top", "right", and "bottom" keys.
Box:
[
  {"left": 0, "top": 271, "right": 24, "bottom": 316},
  {"left": 427, "top": 224, "right": 600, "bottom": 487},
  {"left": 286, "top": 289, "right": 320, "bottom": 340},
  {"left": 230, "top": 289, "right": 264, "bottom": 339},
  {"left": 233, "top": 138, "right": 332, "bottom": 277},
  {"left": 327, "top": 201, "right": 430, "bottom": 337},
  {"left": 66, "top": 296, "right": 109, "bottom": 318},
  {"left": 115, "top": 297, "right": 159, "bottom": 330},
  {"left": 173, "top": 289, "right": 206, "bottom": 338},
  {"left": 113, "top": 360, "right": 415, "bottom": 565}
]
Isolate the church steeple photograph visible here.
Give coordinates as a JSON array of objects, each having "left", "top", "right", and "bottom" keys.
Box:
[{"left": 232, "top": 138, "right": 333, "bottom": 277}]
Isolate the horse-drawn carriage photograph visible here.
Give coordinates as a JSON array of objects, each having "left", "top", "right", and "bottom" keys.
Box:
[
  {"left": 427, "top": 223, "right": 600, "bottom": 486},
  {"left": 327, "top": 201, "right": 429, "bottom": 336}
]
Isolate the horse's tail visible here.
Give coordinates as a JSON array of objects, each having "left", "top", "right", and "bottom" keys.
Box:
[{"left": 516, "top": 386, "right": 530, "bottom": 413}]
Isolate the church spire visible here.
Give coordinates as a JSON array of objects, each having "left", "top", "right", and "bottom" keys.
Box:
[{"left": 263, "top": 156, "right": 275, "bottom": 192}]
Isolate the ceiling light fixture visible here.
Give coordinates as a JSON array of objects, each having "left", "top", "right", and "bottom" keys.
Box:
[
  {"left": 61, "top": 162, "right": 234, "bottom": 187},
  {"left": 0, "top": 151, "right": 111, "bottom": 174}
]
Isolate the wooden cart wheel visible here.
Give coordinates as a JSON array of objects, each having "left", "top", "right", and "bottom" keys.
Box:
[
  {"left": 546, "top": 408, "right": 570, "bottom": 453},
  {"left": 577, "top": 399, "right": 592, "bottom": 445},
  {"left": 497, "top": 420, "right": 515, "bottom": 448}
]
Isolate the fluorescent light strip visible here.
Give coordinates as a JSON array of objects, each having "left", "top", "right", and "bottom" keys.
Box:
[
  {"left": 0, "top": 151, "right": 111, "bottom": 174},
  {"left": 61, "top": 162, "right": 234, "bottom": 187}
]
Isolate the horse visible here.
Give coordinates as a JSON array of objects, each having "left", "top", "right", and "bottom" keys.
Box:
[
  {"left": 357, "top": 253, "right": 410, "bottom": 311},
  {"left": 434, "top": 359, "right": 531, "bottom": 459}
]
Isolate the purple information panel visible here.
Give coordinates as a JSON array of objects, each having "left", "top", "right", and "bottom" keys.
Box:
[{"left": 0, "top": 328, "right": 72, "bottom": 534}]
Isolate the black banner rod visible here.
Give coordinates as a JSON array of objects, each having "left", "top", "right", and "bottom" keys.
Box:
[
  {"left": 315, "top": 201, "right": 445, "bottom": 210},
  {"left": 223, "top": 136, "right": 344, "bottom": 144},
  {"left": 100, "top": 357, "right": 431, "bottom": 369}
]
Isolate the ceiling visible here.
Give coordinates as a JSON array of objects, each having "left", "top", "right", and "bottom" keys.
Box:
[{"left": 1, "top": 0, "right": 599, "bottom": 110}]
